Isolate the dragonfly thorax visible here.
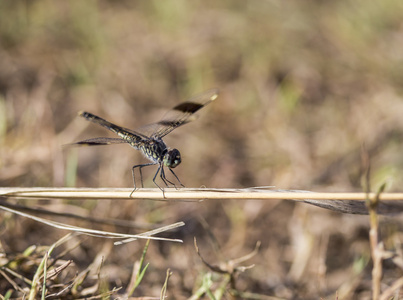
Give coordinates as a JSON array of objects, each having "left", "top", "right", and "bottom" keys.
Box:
[
  {"left": 138, "top": 139, "right": 168, "bottom": 163},
  {"left": 163, "top": 149, "right": 181, "bottom": 168}
]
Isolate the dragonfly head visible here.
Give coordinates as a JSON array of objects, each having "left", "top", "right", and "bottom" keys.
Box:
[{"left": 163, "top": 149, "right": 181, "bottom": 168}]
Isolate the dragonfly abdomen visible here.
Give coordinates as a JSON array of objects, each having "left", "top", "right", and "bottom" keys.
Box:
[{"left": 119, "top": 133, "right": 144, "bottom": 146}]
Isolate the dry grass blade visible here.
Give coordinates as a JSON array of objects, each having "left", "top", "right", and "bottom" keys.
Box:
[
  {"left": 3, "top": 187, "right": 403, "bottom": 214},
  {"left": 115, "top": 222, "right": 185, "bottom": 245},
  {"left": 0, "top": 269, "right": 25, "bottom": 293},
  {"left": 160, "top": 268, "right": 172, "bottom": 300},
  {"left": 29, "top": 234, "right": 72, "bottom": 300},
  {"left": 380, "top": 277, "right": 403, "bottom": 300},
  {"left": 2, "top": 187, "right": 403, "bottom": 200},
  {"left": 0, "top": 201, "right": 155, "bottom": 230},
  {"left": 0, "top": 204, "right": 184, "bottom": 243}
]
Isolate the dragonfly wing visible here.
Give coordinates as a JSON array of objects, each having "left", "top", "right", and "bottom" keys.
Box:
[
  {"left": 149, "top": 89, "right": 219, "bottom": 139},
  {"left": 70, "top": 137, "right": 128, "bottom": 146},
  {"left": 79, "top": 111, "right": 149, "bottom": 142}
]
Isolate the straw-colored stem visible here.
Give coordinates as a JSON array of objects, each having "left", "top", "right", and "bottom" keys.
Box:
[{"left": 2, "top": 187, "right": 403, "bottom": 201}]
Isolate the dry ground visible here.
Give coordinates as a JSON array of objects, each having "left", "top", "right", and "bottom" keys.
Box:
[{"left": 2, "top": 1, "right": 403, "bottom": 299}]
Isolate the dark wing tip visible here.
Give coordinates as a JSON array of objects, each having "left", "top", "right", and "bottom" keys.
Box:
[
  {"left": 172, "top": 89, "right": 219, "bottom": 114},
  {"left": 173, "top": 102, "right": 204, "bottom": 114}
]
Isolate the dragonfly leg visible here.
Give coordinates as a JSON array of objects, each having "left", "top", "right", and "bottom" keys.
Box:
[
  {"left": 160, "top": 166, "right": 176, "bottom": 187},
  {"left": 130, "top": 162, "right": 157, "bottom": 197},
  {"left": 168, "top": 168, "right": 185, "bottom": 189},
  {"left": 152, "top": 164, "right": 165, "bottom": 198}
]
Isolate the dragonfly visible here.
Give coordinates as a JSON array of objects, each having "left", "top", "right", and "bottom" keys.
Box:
[{"left": 72, "top": 89, "right": 219, "bottom": 197}]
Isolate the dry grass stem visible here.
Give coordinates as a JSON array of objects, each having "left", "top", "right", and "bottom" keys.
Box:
[
  {"left": 0, "top": 204, "right": 184, "bottom": 243},
  {"left": 2, "top": 187, "right": 403, "bottom": 201},
  {"left": 3, "top": 187, "right": 403, "bottom": 215},
  {"left": 380, "top": 277, "right": 403, "bottom": 300}
]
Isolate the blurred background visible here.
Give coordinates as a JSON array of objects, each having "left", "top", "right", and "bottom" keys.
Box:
[{"left": 2, "top": 0, "right": 403, "bottom": 298}]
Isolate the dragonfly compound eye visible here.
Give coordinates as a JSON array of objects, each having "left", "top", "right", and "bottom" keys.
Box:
[{"left": 164, "top": 149, "right": 181, "bottom": 168}]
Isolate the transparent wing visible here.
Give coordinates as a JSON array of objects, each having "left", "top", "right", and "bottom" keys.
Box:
[
  {"left": 79, "top": 111, "right": 150, "bottom": 138},
  {"left": 68, "top": 137, "right": 128, "bottom": 147},
  {"left": 142, "top": 89, "right": 219, "bottom": 139},
  {"left": 78, "top": 111, "right": 149, "bottom": 144}
]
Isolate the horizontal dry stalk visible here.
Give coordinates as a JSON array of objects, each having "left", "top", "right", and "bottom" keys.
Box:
[
  {"left": 1, "top": 187, "right": 403, "bottom": 200},
  {"left": 2, "top": 187, "right": 403, "bottom": 215}
]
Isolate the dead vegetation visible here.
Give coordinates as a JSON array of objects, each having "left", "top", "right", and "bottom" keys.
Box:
[{"left": 2, "top": 0, "right": 403, "bottom": 298}]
